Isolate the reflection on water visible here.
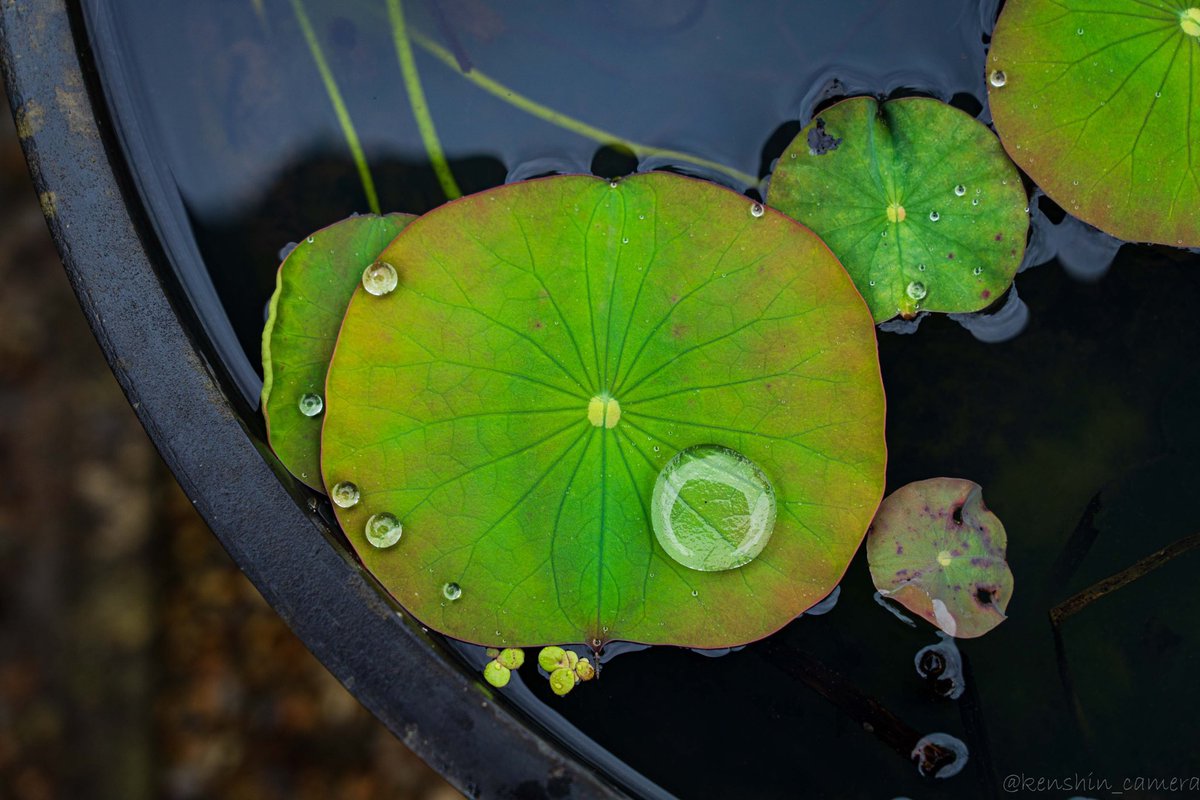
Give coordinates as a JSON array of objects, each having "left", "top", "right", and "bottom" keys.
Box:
[{"left": 83, "top": 0, "right": 1200, "bottom": 797}]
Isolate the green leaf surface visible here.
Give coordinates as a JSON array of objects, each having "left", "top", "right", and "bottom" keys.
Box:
[
  {"left": 989, "top": 0, "right": 1200, "bottom": 247},
  {"left": 768, "top": 97, "right": 1029, "bottom": 322},
  {"left": 262, "top": 213, "right": 413, "bottom": 490},
  {"left": 320, "top": 172, "right": 887, "bottom": 648},
  {"left": 867, "top": 478, "right": 1013, "bottom": 638}
]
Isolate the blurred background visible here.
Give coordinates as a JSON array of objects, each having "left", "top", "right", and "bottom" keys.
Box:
[{"left": 0, "top": 95, "right": 461, "bottom": 800}]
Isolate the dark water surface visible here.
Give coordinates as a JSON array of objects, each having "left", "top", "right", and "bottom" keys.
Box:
[{"left": 83, "top": 1, "right": 1200, "bottom": 797}]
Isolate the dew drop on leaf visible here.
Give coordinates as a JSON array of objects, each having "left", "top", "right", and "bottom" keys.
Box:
[
  {"left": 298, "top": 393, "right": 324, "bottom": 417},
  {"left": 989, "top": 70, "right": 1007, "bottom": 88},
  {"left": 443, "top": 582, "right": 462, "bottom": 601},
  {"left": 906, "top": 281, "right": 928, "bottom": 301},
  {"left": 330, "top": 480, "right": 360, "bottom": 508},
  {"left": 929, "top": 211, "right": 940, "bottom": 222},
  {"left": 362, "top": 260, "right": 399, "bottom": 296},
  {"left": 750, "top": 202, "right": 765, "bottom": 218},
  {"left": 365, "top": 512, "right": 402, "bottom": 548},
  {"left": 651, "top": 444, "right": 777, "bottom": 572},
  {"left": 954, "top": 184, "right": 966, "bottom": 197}
]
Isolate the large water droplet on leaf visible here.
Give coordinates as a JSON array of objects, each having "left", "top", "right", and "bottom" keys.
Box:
[
  {"left": 362, "top": 260, "right": 399, "bottom": 296},
  {"left": 330, "top": 480, "right": 360, "bottom": 508},
  {"left": 298, "top": 393, "right": 323, "bottom": 417},
  {"left": 650, "top": 444, "right": 777, "bottom": 572},
  {"left": 365, "top": 512, "right": 402, "bottom": 548}
]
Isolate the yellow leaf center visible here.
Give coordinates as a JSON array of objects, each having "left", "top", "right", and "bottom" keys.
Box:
[
  {"left": 588, "top": 395, "right": 621, "bottom": 428},
  {"left": 1182, "top": 8, "right": 1200, "bottom": 37}
]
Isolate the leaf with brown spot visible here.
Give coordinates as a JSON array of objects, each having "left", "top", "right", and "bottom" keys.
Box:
[{"left": 867, "top": 478, "right": 1013, "bottom": 638}]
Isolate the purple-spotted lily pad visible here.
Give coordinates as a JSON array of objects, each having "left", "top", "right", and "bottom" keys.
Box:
[
  {"left": 320, "top": 172, "right": 887, "bottom": 648},
  {"left": 989, "top": 1, "right": 1200, "bottom": 247},
  {"left": 867, "top": 478, "right": 1013, "bottom": 638},
  {"left": 768, "top": 97, "right": 1029, "bottom": 322},
  {"left": 261, "top": 213, "right": 413, "bottom": 489}
]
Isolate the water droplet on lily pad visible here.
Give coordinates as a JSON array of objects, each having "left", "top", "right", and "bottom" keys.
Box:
[
  {"left": 650, "top": 444, "right": 777, "bottom": 572},
  {"left": 954, "top": 184, "right": 967, "bottom": 197},
  {"left": 906, "top": 281, "right": 927, "bottom": 301},
  {"left": 750, "top": 202, "right": 765, "bottom": 218},
  {"left": 330, "top": 480, "right": 360, "bottom": 508},
  {"left": 989, "top": 70, "right": 1007, "bottom": 88},
  {"left": 362, "top": 260, "right": 399, "bottom": 296},
  {"left": 298, "top": 393, "right": 324, "bottom": 417},
  {"left": 365, "top": 512, "right": 402, "bottom": 548},
  {"left": 929, "top": 210, "right": 940, "bottom": 222},
  {"left": 443, "top": 582, "right": 462, "bottom": 601}
]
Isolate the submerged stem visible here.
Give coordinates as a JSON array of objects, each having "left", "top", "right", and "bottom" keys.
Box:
[
  {"left": 388, "top": 0, "right": 463, "bottom": 200},
  {"left": 288, "top": 0, "right": 381, "bottom": 214},
  {"left": 409, "top": 30, "right": 759, "bottom": 188}
]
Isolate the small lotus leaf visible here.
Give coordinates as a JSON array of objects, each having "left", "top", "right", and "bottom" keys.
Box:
[
  {"left": 261, "top": 213, "right": 413, "bottom": 489},
  {"left": 867, "top": 478, "right": 1013, "bottom": 638},
  {"left": 768, "top": 96, "right": 1029, "bottom": 322},
  {"left": 989, "top": 0, "right": 1200, "bottom": 246},
  {"left": 320, "top": 172, "right": 887, "bottom": 648}
]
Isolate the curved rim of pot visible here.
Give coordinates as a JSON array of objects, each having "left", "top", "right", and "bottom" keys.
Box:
[{"left": 0, "top": 2, "right": 628, "bottom": 797}]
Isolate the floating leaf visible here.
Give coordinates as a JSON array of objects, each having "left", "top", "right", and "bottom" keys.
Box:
[
  {"left": 320, "top": 173, "right": 887, "bottom": 648},
  {"left": 768, "top": 97, "right": 1028, "bottom": 322},
  {"left": 988, "top": 1, "right": 1200, "bottom": 247},
  {"left": 261, "top": 213, "right": 413, "bottom": 489},
  {"left": 867, "top": 478, "right": 1013, "bottom": 638}
]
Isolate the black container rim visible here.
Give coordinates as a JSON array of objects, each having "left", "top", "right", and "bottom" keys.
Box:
[{"left": 0, "top": 2, "right": 626, "bottom": 797}]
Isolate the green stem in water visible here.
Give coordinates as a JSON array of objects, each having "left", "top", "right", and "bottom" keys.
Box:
[
  {"left": 409, "top": 30, "right": 759, "bottom": 189},
  {"left": 289, "top": 0, "right": 381, "bottom": 214},
  {"left": 388, "top": 0, "right": 463, "bottom": 200}
]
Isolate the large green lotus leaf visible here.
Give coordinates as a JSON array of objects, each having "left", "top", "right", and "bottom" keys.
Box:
[
  {"left": 321, "top": 172, "right": 887, "bottom": 648},
  {"left": 867, "top": 478, "right": 1013, "bottom": 638},
  {"left": 262, "top": 213, "right": 413, "bottom": 490},
  {"left": 768, "top": 97, "right": 1029, "bottom": 322},
  {"left": 989, "top": 1, "right": 1200, "bottom": 247}
]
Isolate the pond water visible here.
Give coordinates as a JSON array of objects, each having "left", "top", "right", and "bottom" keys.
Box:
[{"left": 83, "top": 1, "right": 1200, "bottom": 797}]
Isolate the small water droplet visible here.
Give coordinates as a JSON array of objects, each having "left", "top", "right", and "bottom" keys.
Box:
[
  {"left": 973, "top": 267, "right": 983, "bottom": 276},
  {"left": 443, "top": 582, "right": 462, "bottom": 601},
  {"left": 989, "top": 70, "right": 1007, "bottom": 88},
  {"left": 362, "top": 260, "right": 399, "bottom": 296},
  {"left": 651, "top": 444, "right": 777, "bottom": 572},
  {"left": 306, "top": 235, "right": 315, "bottom": 244},
  {"left": 868, "top": 279, "right": 876, "bottom": 286},
  {"left": 331, "top": 481, "right": 360, "bottom": 508},
  {"left": 691, "top": 590, "right": 699, "bottom": 597},
  {"left": 750, "top": 202, "right": 765, "bottom": 218},
  {"left": 954, "top": 184, "right": 966, "bottom": 197},
  {"left": 929, "top": 211, "right": 940, "bottom": 222},
  {"left": 652, "top": 445, "right": 660, "bottom": 453},
  {"left": 1155, "top": 91, "right": 1162, "bottom": 98},
  {"left": 365, "top": 513, "right": 402, "bottom": 548},
  {"left": 971, "top": 198, "right": 980, "bottom": 206},
  {"left": 1076, "top": 27, "right": 1084, "bottom": 35},
  {"left": 917, "top": 263, "right": 926, "bottom": 272},
  {"left": 638, "top": 214, "right": 645, "bottom": 220},
  {"left": 298, "top": 393, "right": 324, "bottom": 417},
  {"left": 906, "top": 281, "right": 928, "bottom": 301},
  {"left": 609, "top": 179, "right": 620, "bottom": 188}
]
